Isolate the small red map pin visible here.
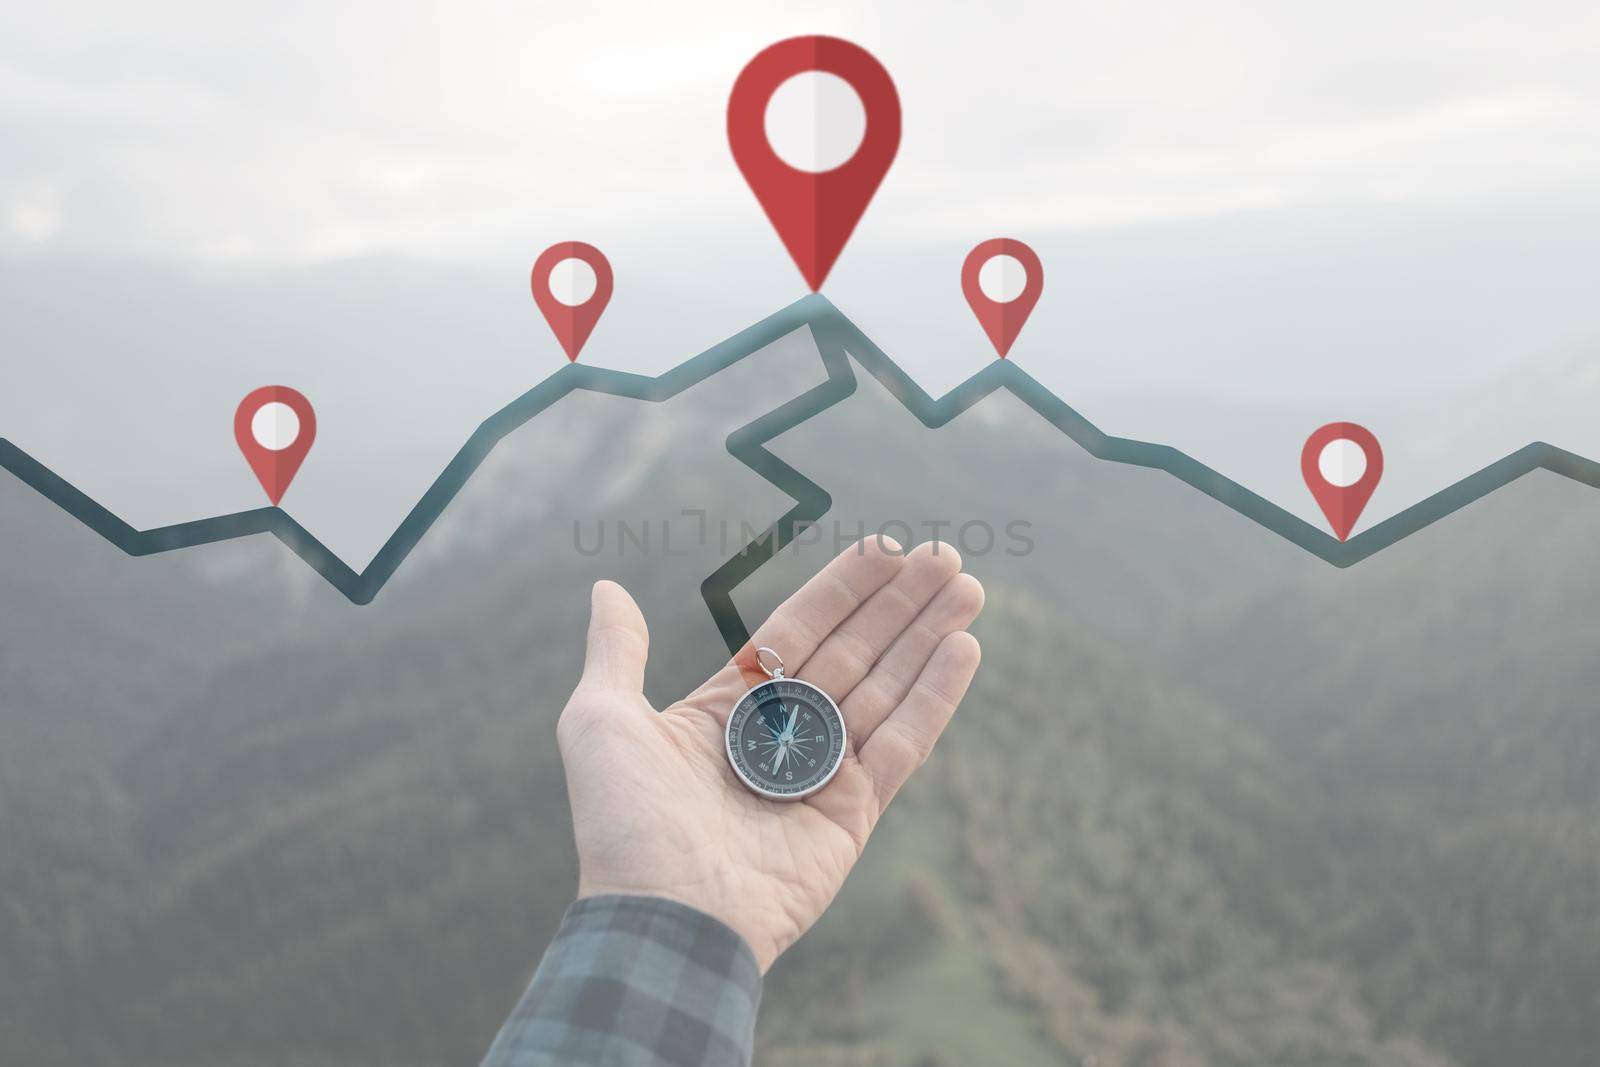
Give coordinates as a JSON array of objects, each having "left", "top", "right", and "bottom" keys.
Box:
[
  {"left": 962, "top": 238, "right": 1044, "bottom": 358},
  {"left": 235, "top": 386, "right": 316, "bottom": 505},
  {"left": 1302, "top": 422, "right": 1383, "bottom": 541},
  {"left": 531, "top": 242, "right": 613, "bottom": 361},
  {"left": 728, "top": 35, "right": 900, "bottom": 291}
]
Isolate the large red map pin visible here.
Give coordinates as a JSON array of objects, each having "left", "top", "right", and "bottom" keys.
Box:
[
  {"left": 531, "top": 241, "right": 613, "bottom": 361},
  {"left": 962, "top": 238, "right": 1044, "bottom": 358},
  {"left": 235, "top": 386, "right": 316, "bottom": 505},
  {"left": 728, "top": 36, "right": 901, "bottom": 291},
  {"left": 1302, "top": 422, "right": 1383, "bottom": 541}
]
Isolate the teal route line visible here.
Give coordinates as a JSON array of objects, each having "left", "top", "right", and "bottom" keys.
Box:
[
  {"left": 4, "top": 294, "right": 1600, "bottom": 653},
  {"left": 703, "top": 300, "right": 1600, "bottom": 648}
]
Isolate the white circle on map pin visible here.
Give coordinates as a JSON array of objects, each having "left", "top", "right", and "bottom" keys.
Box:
[
  {"left": 548, "top": 257, "right": 598, "bottom": 307},
  {"left": 251, "top": 401, "right": 301, "bottom": 452},
  {"left": 1318, "top": 438, "right": 1368, "bottom": 487},
  {"left": 764, "top": 71, "right": 868, "bottom": 173},
  {"left": 978, "top": 254, "right": 1028, "bottom": 303}
]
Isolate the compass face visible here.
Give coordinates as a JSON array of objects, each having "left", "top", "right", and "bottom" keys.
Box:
[{"left": 725, "top": 678, "right": 847, "bottom": 800}]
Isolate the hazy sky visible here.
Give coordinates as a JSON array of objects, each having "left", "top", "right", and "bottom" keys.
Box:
[{"left": 3, "top": 1, "right": 1600, "bottom": 562}]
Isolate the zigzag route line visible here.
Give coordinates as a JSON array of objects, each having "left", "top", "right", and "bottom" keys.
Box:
[
  {"left": 704, "top": 299, "right": 1600, "bottom": 647},
  {"left": 4, "top": 293, "right": 1600, "bottom": 654}
]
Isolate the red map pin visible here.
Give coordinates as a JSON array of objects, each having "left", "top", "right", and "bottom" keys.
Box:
[
  {"left": 728, "top": 35, "right": 900, "bottom": 291},
  {"left": 962, "top": 238, "right": 1044, "bottom": 358},
  {"left": 235, "top": 385, "right": 316, "bottom": 506},
  {"left": 1302, "top": 422, "right": 1383, "bottom": 541},
  {"left": 531, "top": 241, "right": 613, "bottom": 361}
]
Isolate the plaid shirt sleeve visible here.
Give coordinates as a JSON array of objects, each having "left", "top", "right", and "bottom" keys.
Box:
[{"left": 479, "top": 895, "right": 763, "bottom": 1067}]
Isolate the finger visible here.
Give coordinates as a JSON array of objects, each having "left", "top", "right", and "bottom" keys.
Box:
[
  {"left": 577, "top": 580, "right": 650, "bottom": 695},
  {"left": 842, "top": 572, "right": 984, "bottom": 744},
  {"left": 751, "top": 535, "right": 905, "bottom": 672},
  {"left": 798, "top": 540, "right": 962, "bottom": 703},
  {"left": 859, "top": 631, "right": 981, "bottom": 811},
  {"left": 684, "top": 537, "right": 905, "bottom": 720}
]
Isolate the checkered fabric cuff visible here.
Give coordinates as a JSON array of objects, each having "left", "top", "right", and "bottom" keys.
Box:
[{"left": 479, "top": 895, "right": 762, "bottom": 1067}]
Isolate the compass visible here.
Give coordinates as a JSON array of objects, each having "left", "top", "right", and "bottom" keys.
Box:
[{"left": 725, "top": 647, "right": 847, "bottom": 800}]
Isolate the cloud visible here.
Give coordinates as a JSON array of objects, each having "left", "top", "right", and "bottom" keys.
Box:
[{"left": 2, "top": 1, "right": 1599, "bottom": 262}]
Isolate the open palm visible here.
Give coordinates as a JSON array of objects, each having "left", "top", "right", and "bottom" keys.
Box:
[{"left": 557, "top": 538, "right": 984, "bottom": 971}]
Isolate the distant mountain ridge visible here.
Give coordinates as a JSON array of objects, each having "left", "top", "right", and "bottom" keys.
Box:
[{"left": 5, "top": 296, "right": 1600, "bottom": 654}]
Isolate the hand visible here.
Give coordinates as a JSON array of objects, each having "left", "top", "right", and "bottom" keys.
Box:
[{"left": 557, "top": 538, "right": 984, "bottom": 971}]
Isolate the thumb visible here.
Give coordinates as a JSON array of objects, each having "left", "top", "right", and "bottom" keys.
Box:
[{"left": 579, "top": 580, "right": 649, "bottom": 694}]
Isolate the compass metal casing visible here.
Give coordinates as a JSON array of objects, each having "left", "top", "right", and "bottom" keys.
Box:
[{"left": 724, "top": 675, "right": 847, "bottom": 801}]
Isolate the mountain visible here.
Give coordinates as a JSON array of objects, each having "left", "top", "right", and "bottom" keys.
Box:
[{"left": 3, "top": 324, "right": 1600, "bottom": 1066}]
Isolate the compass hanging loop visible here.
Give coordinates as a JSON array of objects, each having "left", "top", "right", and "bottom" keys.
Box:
[{"left": 755, "top": 646, "right": 785, "bottom": 679}]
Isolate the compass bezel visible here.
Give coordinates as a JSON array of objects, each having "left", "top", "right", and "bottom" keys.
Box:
[{"left": 724, "top": 676, "right": 848, "bottom": 801}]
